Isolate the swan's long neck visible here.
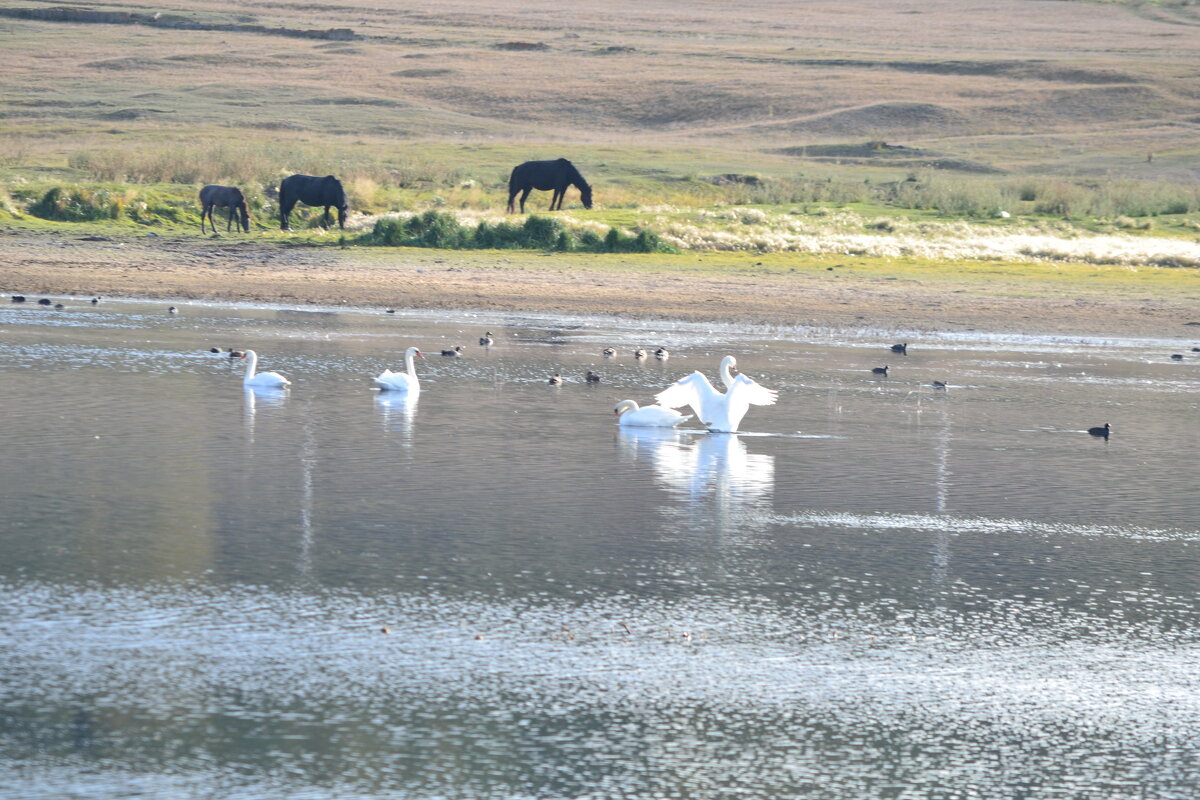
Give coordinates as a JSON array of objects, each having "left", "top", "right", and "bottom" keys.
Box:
[
  {"left": 720, "top": 357, "right": 737, "bottom": 389},
  {"left": 243, "top": 351, "right": 258, "bottom": 381},
  {"left": 404, "top": 349, "right": 419, "bottom": 377}
]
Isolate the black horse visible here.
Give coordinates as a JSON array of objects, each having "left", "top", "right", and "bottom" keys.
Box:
[
  {"left": 279, "top": 174, "right": 348, "bottom": 230},
  {"left": 199, "top": 184, "right": 251, "bottom": 233},
  {"left": 507, "top": 158, "right": 593, "bottom": 213}
]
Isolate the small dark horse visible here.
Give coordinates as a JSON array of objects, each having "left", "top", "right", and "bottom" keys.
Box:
[
  {"left": 279, "top": 174, "right": 348, "bottom": 230},
  {"left": 199, "top": 184, "right": 251, "bottom": 234},
  {"left": 507, "top": 158, "right": 593, "bottom": 213}
]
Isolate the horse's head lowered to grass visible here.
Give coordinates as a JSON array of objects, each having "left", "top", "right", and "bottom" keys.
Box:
[
  {"left": 279, "top": 174, "right": 348, "bottom": 230},
  {"left": 507, "top": 158, "right": 593, "bottom": 213}
]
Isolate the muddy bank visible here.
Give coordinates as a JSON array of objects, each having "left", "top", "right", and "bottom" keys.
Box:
[{"left": 2, "top": 230, "right": 1199, "bottom": 340}]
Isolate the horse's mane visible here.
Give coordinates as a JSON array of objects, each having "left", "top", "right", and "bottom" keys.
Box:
[
  {"left": 324, "top": 175, "right": 347, "bottom": 203},
  {"left": 559, "top": 159, "right": 588, "bottom": 188}
]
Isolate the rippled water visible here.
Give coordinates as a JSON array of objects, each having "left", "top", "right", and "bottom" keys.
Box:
[{"left": 2, "top": 298, "right": 1199, "bottom": 799}]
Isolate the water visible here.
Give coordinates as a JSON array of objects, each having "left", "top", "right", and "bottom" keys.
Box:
[{"left": 2, "top": 298, "right": 1199, "bottom": 799}]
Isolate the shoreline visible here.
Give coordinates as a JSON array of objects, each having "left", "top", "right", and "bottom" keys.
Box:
[{"left": 3, "top": 229, "right": 1200, "bottom": 343}]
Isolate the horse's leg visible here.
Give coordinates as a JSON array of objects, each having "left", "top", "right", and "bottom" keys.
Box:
[
  {"left": 226, "top": 206, "right": 235, "bottom": 232},
  {"left": 519, "top": 187, "right": 532, "bottom": 213},
  {"left": 280, "top": 197, "right": 297, "bottom": 231},
  {"left": 507, "top": 188, "right": 517, "bottom": 214},
  {"left": 323, "top": 206, "right": 331, "bottom": 229}
]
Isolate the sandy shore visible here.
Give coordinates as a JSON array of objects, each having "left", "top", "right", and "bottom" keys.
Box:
[{"left": 3, "top": 230, "right": 1200, "bottom": 340}]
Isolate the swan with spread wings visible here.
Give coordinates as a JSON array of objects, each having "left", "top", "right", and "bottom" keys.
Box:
[{"left": 655, "top": 355, "right": 777, "bottom": 433}]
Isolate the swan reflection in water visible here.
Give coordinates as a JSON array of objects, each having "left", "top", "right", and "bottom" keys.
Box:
[
  {"left": 374, "top": 391, "right": 418, "bottom": 440},
  {"left": 243, "top": 385, "right": 289, "bottom": 441},
  {"left": 617, "top": 428, "right": 775, "bottom": 529}
]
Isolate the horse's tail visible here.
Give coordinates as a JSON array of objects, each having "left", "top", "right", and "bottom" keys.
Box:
[
  {"left": 506, "top": 166, "right": 520, "bottom": 213},
  {"left": 278, "top": 178, "right": 289, "bottom": 229}
]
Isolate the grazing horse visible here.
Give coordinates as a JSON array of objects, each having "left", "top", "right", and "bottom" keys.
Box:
[
  {"left": 279, "top": 174, "right": 348, "bottom": 230},
  {"left": 199, "top": 184, "right": 251, "bottom": 233},
  {"left": 507, "top": 158, "right": 593, "bottom": 213}
]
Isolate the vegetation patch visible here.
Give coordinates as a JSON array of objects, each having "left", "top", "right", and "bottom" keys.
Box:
[
  {"left": 367, "top": 211, "right": 675, "bottom": 254},
  {"left": 494, "top": 41, "right": 549, "bottom": 51}
]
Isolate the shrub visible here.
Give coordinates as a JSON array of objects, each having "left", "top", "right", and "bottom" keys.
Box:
[
  {"left": 371, "top": 217, "right": 408, "bottom": 246},
  {"left": 521, "top": 215, "right": 566, "bottom": 249},
  {"left": 599, "top": 226, "right": 676, "bottom": 253},
  {"left": 1034, "top": 181, "right": 1090, "bottom": 218},
  {"left": 577, "top": 230, "right": 604, "bottom": 250},
  {"left": 406, "top": 210, "right": 468, "bottom": 248},
  {"left": 473, "top": 220, "right": 525, "bottom": 249}
]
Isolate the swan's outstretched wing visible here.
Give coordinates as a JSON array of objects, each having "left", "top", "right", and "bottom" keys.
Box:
[
  {"left": 730, "top": 373, "right": 778, "bottom": 406},
  {"left": 654, "top": 371, "right": 719, "bottom": 410},
  {"left": 717, "top": 373, "right": 777, "bottom": 432}
]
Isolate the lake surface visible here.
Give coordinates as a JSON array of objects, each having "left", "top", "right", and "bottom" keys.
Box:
[{"left": 2, "top": 297, "right": 1199, "bottom": 799}]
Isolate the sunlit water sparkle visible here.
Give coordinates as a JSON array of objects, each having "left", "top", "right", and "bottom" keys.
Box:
[{"left": 2, "top": 298, "right": 1198, "bottom": 799}]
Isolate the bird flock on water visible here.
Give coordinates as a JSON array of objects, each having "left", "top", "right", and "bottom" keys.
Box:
[
  {"left": 218, "top": 330, "right": 1117, "bottom": 439},
  {"left": 14, "top": 295, "right": 1133, "bottom": 439}
]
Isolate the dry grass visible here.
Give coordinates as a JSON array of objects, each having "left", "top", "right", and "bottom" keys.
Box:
[
  {"left": 2, "top": 0, "right": 1200, "bottom": 178},
  {"left": 4, "top": 0, "right": 1200, "bottom": 270}
]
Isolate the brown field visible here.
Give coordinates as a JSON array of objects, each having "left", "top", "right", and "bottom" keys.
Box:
[{"left": 2, "top": 0, "right": 1200, "bottom": 176}]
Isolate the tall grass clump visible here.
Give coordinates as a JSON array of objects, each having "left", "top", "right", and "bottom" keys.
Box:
[
  {"left": 0, "top": 187, "right": 21, "bottom": 218},
  {"left": 69, "top": 146, "right": 277, "bottom": 186},
  {"left": 23, "top": 184, "right": 197, "bottom": 225},
  {"left": 879, "top": 174, "right": 1200, "bottom": 220},
  {"left": 28, "top": 186, "right": 126, "bottom": 222},
  {"left": 1087, "top": 179, "right": 1200, "bottom": 218},
  {"left": 67, "top": 144, "right": 477, "bottom": 199},
  {"left": 886, "top": 172, "right": 1015, "bottom": 217},
  {"left": 727, "top": 176, "right": 871, "bottom": 206},
  {"left": 1008, "top": 178, "right": 1200, "bottom": 219}
]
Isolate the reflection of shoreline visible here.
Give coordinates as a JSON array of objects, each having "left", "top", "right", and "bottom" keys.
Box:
[
  {"left": 374, "top": 391, "right": 418, "bottom": 441},
  {"left": 618, "top": 429, "right": 775, "bottom": 505}
]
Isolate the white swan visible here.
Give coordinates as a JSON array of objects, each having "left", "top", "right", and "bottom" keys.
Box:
[
  {"left": 655, "top": 357, "right": 777, "bottom": 432},
  {"left": 614, "top": 399, "right": 693, "bottom": 428},
  {"left": 239, "top": 350, "right": 290, "bottom": 388},
  {"left": 718, "top": 355, "right": 738, "bottom": 389},
  {"left": 374, "top": 347, "right": 423, "bottom": 393}
]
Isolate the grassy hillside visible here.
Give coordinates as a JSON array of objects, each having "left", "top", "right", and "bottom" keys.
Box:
[{"left": 1, "top": 0, "right": 1199, "bottom": 261}]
